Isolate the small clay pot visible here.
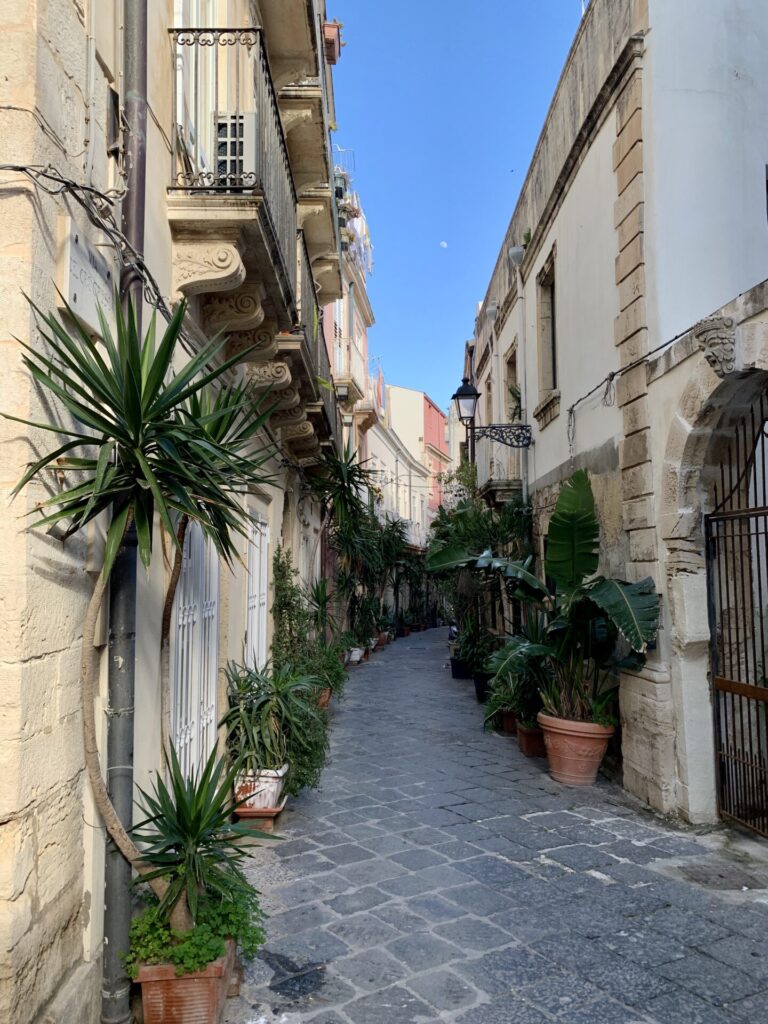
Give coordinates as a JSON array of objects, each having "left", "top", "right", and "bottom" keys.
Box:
[
  {"left": 538, "top": 713, "right": 615, "bottom": 785},
  {"left": 501, "top": 711, "right": 517, "bottom": 735},
  {"left": 317, "top": 687, "right": 332, "bottom": 709},
  {"left": 517, "top": 723, "right": 546, "bottom": 758}
]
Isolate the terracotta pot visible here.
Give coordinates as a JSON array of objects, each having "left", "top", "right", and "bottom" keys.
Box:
[
  {"left": 538, "top": 713, "right": 615, "bottom": 785},
  {"left": 517, "top": 723, "right": 546, "bottom": 758},
  {"left": 138, "top": 938, "right": 235, "bottom": 1024},
  {"left": 363, "top": 647, "right": 369, "bottom": 661},
  {"left": 317, "top": 687, "right": 332, "bottom": 709},
  {"left": 378, "top": 631, "right": 388, "bottom": 646},
  {"left": 501, "top": 711, "right": 517, "bottom": 735},
  {"left": 235, "top": 764, "right": 288, "bottom": 811},
  {"left": 403, "top": 626, "right": 411, "bottom": 636}
]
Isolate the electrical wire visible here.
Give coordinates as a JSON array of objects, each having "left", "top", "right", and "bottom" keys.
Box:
[
  {"left": 0, "top": 162, "right": 312, "bottom": 482},
  {"left": 565, "top": 323, "right": 697, "bottom": 459}
]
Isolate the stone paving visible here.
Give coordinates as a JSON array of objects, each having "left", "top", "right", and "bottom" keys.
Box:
[{"left": 226, "top": 629, "right": 768, "bottom": 1024}]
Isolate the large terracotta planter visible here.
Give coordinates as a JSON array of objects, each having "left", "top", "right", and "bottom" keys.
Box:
[
  {"left": 138, "top": 938, "right": 235, "bottom": 1024},
  {"left": 517, "top": 722, "right": 546, "bottom": 758},
  {"left": 537, "top": 713, "right": 615, "bottom": 785}
]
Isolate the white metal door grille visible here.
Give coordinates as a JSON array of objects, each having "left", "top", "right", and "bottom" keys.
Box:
[
  {"left": 246, "top": 514, "right": 270, "bottom": 667},
  {"left": 171, "top": 522, "right": 220, "bottom": 779}
]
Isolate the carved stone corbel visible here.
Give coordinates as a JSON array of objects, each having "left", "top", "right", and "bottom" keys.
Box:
[
  {"left": 226, "top": 321, "right": 279, "bottom": 363},
  {"left": 244, "top": 361, "right": 292, "bottom": 392},
  {"left": 283, "top": 420, "right": 319, "bottom": 451},
  {"left": 271, "top": 384, "right": 302, "bottom": 411},
  {"left": 203, "top": 282, "right": 267, "bottom": 334},
  {"left": 281, "top": 106, "right": 315, "bottom": 136},
  {"left": 270, "top": 406, "right": 308, "bottom": 429},
  {"left": 172, "top": 241, "right": 246, "bottom": 299},
  {"left": 694, "top": 316, "right": 736, "bottom": 378}
]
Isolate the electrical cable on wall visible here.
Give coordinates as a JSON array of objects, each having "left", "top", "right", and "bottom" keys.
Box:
[{"left": 0, "top": 162, "right": 313, "bottom": 482}]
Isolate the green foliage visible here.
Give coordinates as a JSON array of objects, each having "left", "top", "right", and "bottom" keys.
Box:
[
  {"left": 6, "top": 296, "right": 272, "bottom": 578},
  {"left": 544, "top": 469, "right": 600, "bottom": 592},
  {"left": 123, "top": 889, "right": 266, "bottom": 979},
  {"left": 284, "top": 703, "right": 329, "bottom": 796},
  {"left": 222, "top": 661, "right": 321, "bottom": 775},
  {"left": 483, "top": 673, "right": 517, "bottom": 729},
  {"left": 457, "top": 616, "right": 497, "bottom": 674},
  {"left": 486, "top": 610, "right": 551, "bottom": 726},
  {"left": 132, "top": 745, "right": 269, "bottom": 927}
]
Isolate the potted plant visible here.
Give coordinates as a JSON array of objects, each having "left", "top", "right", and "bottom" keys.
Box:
[
  {"left": 486, "top": 608, "right": 551, "bottom": 756},
  {"left": 483, "top": 674, "right": 517, "bottom": 735},
  {"left": 458, "top": 616, "right": 497, "bottom": 702},
  {"left": 126, "top": 746, "right": 269, "bottom": 1024},
  {"left": 221, "top": 661, "right": 321, "bottom": 815},
  {"left": 402, "top": 610, "right": 413, "bottom": 637},
  {"left": 509, "top": 472, "right": 660, "bottom": 784}
]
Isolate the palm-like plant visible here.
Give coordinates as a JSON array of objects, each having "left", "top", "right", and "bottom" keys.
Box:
[
  {"left": 133, "top": 745, "right": 268, "bottom": 930},
  {"left": 4, "top": 296, "right": 273, "bottom": 893},
  {"left": 221, "top": 661, "right": 321, "bottom": 774}
]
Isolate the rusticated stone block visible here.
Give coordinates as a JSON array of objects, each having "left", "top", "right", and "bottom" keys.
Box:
[
  {"left": 615, "top": 233, "right": 644, "bottom": 285},
  {"left": 616, "top": 363, "right": 648, "bottom": 407},
  {"left": 614, "top": 173, "right": 644, "bottom": 229},
  {"left": 617, "top": 140, "right": 644, "bottom": 195},
  {"left": 622, "top": 395, "right": 649, "bottom": 436},
  {"left": 622, "top": 460, "right": 653, "bottom": 500},
  {"left": 613, "top": 108, "right": 643, "bottom": 170},
  {"left": 620, "top": 429, "right": 650, "bottom": 470},
  {"left": 629, "top": 526, "right": 658, "bottom": 563},
  {"left": 618, "top": 266, "right": 645, "bottom": 312}
]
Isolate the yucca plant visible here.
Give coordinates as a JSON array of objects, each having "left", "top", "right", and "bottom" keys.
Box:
[
  {"left": 4, "top": 295, "right": 274, "bottom": 895},
  {"left": 132, "top": 745, "right": 263, "bottom": 927}
]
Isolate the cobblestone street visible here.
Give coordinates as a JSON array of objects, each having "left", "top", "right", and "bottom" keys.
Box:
[{"left": 226, "top": 630, "right": 768, "bottom": 1024}]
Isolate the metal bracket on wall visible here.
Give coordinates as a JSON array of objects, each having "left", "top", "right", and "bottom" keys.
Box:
[{"left": 474, "top": 424, "right": 533, "bottom": 448}]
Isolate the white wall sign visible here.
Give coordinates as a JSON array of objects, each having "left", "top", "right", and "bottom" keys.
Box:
[{"left": 56, "top": 216, "right": 116, "bottom": 334}]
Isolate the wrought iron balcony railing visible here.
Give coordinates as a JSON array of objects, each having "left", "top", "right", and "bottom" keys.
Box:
[
  {"left": 169, "top": 27, "right": 298, "bottom": 297},
  {"left": 297, "top": 232, "right": 341, "bottom": 444}
]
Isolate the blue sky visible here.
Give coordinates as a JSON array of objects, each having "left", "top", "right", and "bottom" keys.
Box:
[{"left": 329, "top": 1, "right": 584, "bottom": 411}]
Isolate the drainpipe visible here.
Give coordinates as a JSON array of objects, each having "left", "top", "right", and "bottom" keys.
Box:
[
  {"left": 102, "top": 2, "right": 147, "bottom": 1022},
  {"left": 516, "top": 266, "right": 530, "bottom": 506}
]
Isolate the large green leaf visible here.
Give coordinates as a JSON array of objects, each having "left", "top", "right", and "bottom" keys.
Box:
[
  {"left": 583, "top": 576, "right": 660, "bottom": 652},
  {"left": 545, "top": 469, "right": 599, "bottom": 591},
  {"left": 425, "top": 544, "right": 479, "bottom": 573}
]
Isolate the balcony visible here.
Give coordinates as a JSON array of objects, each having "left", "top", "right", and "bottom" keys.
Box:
[
  {"left": 476, "top": 436, "right": 523, "bottom": 507},
  {"left": 333, "top": 336, "right": 367, "bottom": 405},
  {"left": 168, "top": 27, "right": 298, "bottom": 320},
  {"left": 166, "top": 27, "right": 341, "bottom": 462}
]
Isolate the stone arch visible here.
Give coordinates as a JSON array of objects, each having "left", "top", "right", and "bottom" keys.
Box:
[{"left": 660, "top": 357, "right": 768, "bottom": 823}]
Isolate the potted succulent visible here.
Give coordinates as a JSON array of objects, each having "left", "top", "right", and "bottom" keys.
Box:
[
  {"left": 221, "top": 661, "right": 321, "bottom": 815},
  {"left": 506, "top": 472, "right": 660, "bottom": 784},
  {"left": 126, "top": 746, "right": 269, "bottom": 1024}
]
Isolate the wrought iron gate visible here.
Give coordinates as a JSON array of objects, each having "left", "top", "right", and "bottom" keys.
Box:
[{"left": 706, "top": 391, "right": 768, "bottom": 836}]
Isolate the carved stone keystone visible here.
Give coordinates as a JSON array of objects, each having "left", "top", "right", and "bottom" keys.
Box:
[{"left": 694, "top": 316, "right": 736, "bottom": 378}]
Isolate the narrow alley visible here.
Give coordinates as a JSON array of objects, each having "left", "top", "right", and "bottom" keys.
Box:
[{"left": 226, "top": 632, "right": 768, "bottom": 1024}]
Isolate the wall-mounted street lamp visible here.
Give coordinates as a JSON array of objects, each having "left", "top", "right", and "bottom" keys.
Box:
[{"left": 451, "top": 377, "right": 532, "bottom": 464}]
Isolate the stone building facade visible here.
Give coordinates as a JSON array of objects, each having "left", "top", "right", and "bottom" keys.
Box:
[
  {"left": 464, "top": 0, "right": 768, "bottom": 828},
  {"left": 0, "top": 1, "right": 346, "bottom": 1020}
]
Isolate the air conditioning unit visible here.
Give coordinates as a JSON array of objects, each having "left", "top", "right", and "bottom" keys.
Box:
[{"left": 216, "top": 113, "right": 257, "bottom": 187}]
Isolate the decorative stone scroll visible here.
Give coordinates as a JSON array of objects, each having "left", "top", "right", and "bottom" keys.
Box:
[
  {"left": 226, "top": 323, "right": 279, "bottom": 363},
  {"left": 172, "top": 242, "right": 245, "bottom": 298},
  {"left": 271, "top": 385, "right": 302, "bottom": 411},
  {"left": 244, "top": 361, "right": 292, "bottom": 391},
  {"left": 283, "top": 421, "right": 319, "bottom": 451},
  {"left": 270, "top": 406, "right": 307, "bottom": 429},
  {"left": 203, "top": 283, "right": 266, "bottom": 333},
  {"left": 694, "top": 316, "right": 736, "bottom": 378}
]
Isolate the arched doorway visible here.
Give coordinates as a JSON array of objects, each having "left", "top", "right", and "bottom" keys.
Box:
[
  {"left": 662, "top": 353, "right": 768, "bottom": 828},
  {"left": 706, "top": 386, "right": 768, "bottom": 835}
]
